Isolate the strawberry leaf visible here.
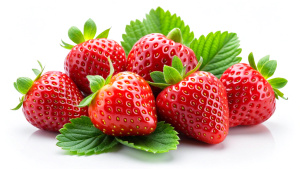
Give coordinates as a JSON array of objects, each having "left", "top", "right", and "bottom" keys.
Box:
[
  {"left": 56, "top": 116, "right": 119, "bottom": 155},
  {"left": 190, "top": 31, "right": 242, "bottom": 78},
  {"left": 121, "top": 7, "right": 194, "bottom": 56},
  {"left": 116, "top": 121, "right": 179, "bottom": 153}
]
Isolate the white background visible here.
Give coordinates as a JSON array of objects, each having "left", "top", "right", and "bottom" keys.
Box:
[{"left": 1, "top": 0, "right": 299, "bottom": 168}]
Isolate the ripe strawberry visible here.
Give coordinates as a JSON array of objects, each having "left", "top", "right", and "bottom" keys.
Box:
[
  {"left": 78, "top": 59, "right": 157, "bottom": 136},
  {"left": 61, "top": 18, "right": 126, "bottom": 95},
  {"left": 126, "top": 28, "right": 198, "bottom": 95},
  {"left": 150, "top": 57, "right": 229, "bottom": 144},
  {"left": 220, "top": 53, "right": 287, "bottom": 127},
  {"left": 12, "top": 61, "right": 88, "bottom": 131}
]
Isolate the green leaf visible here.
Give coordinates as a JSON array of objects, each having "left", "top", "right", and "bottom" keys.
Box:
[
  {"left": 147, "top": 81, "right": 171, "bottom": 89},
  {"left": 56, "top": 116, "right": 119, "bottom": 155},
  {"left": 87, "top": 75, "right": 105, "bottom": 93},
  {"left": 260, "top": 60, "right": 277, "bottom": 79},
  {"left": 150, "top": 71, "right": 166, "bottom": 83},
  {"left": 268, "top": 77, "right": 288, "bottom": 89},
  {"left": 121, "top": 7, "right": 194, "bottom": 56},
  {"left": 116, "top": 121, "right": 179, "bottom": 153},
  {"left": 32, "top": 69, "right": 40, "bottom": 76},
  {"left": 78, "top": 92, "right": 98, "bottom": 108},
  {"left": 257, "top": 55, "right": 270, "bottom": 72},
  {"left": 95, "top": 28, "right": 111, "bottom": 39},
  {"left": 273, "top": 88, "right": 288, "bottom": 100},
  {"left": 60, "top": 40, "right": 74, "bottom": 50},
  {"left": 172, "top": 56, "right": 183, "bottom": 74},
  {"left": 190, "top": 31, "right": 242, "bottom": 78},
  {"left": 68, "top": 26, "right": 85, "bottom": 44},
  {"left": 84, "top": 18, "right": 97, "bottom": 40},
  {"left": 163, "top": 66, "right": 182, "bottom": 85},
  {"left": 248, "top": 52, "right": 257, "bottom": 70},
  {"left": 105, "top": 57, "right": 114, "bottom": 85},
  {"left": 16, "top": 77, "right": 33, "bottom": 95},
  {"left": 184, "top": 57, "right": 203, "bottom": 78}
]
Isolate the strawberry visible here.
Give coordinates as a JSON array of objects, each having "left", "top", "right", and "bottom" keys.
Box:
[
  {"left": 126, "top": 28, "right": 198, "bottom": 95},
  {"left": 220, "top": 53, "right": 287, "bottom": 127},
  {"left": 12, "top": 61, "right": 88, "bottom": 131},
  {"left": 61, "top": 19, "right": 126, "bottom": 95},
  {"left": 149, "top": 57, "right": 229, "bottom": 144},
  {"left": 78, "top": 58, "right": 157, "bottom": 136}
]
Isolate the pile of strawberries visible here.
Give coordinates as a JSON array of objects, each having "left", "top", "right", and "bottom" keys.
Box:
[{"left": 13, "top": 18, "right": 287, "bottom": 146}]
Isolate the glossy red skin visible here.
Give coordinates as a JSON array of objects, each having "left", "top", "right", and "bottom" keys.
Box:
[
  {"left": 64, "top": 38, "right": 126, "bottom": 95},
  {"left": 156, "top": 71, "right": 229, "bottom": 144},
  {"left": 220, "top": 63, "right": 276, "bottom": 127},
  {"left": 22, "top": 71, "right": 88, "bottom": 131},
  {"left": 89, "top": 72, "right": 157, "bottom": 136},
  {"left": 126, "top": 33, "right": 198, "bottom": 96}
]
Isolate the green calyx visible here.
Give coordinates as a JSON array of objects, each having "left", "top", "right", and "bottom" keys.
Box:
[
  {"left": 61, "top": 18, "right": 111, "bottom": 50},
  {"left": 12, "top": 61, "right": 45, "bottom": 110},
  {"left": 78, "top": 57, "right": 114, "bottom": 107},
  {"left": 248, "top": 53, "right": 288, "bottom": 100},
  {"left": 148, "top": 56, "right": 203, "bottom": 89},
  {"left": 166, "top": 28, "right": 183, "bottom": 44}
]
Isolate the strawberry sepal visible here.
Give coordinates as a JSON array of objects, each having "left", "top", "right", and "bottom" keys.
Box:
[
  {"left": 61, "top": 18, "right": 111, "bottom": 50},
  {"left": 78, "top": 57, "right": 114, "bottom": 107},
  {"left": 166, "top": 28, "right": 183, "bottom": 44},
  {"left": 148, "top": 56, "right": 203, "bottom": 89},
  {"left": 248, "top": 53, "right": 288, "bottom": 100},
  {"left": 12, "top": 61, "right": 45, "bottom": 110}
]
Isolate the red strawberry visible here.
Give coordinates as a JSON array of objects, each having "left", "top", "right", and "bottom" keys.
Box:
[
  {"left": 12, "top": 61, "right": 88, "bottom": 131},
  {"left": 61, "top": 19, "right": 126, "bottom": 95},
  {"left": 150, "top": 57, "right": 229, "bottom": 144},
  {"left": 78, "top": 59, "right": 157, "bottom": 136},
  {"left": 126, "top": 28, "right": 198, "bottom": 95},
  {"left": 220, "top": 53, "right": 287, "bottom": 127}
]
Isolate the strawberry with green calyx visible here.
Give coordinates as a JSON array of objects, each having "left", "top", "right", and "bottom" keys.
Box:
[
  {"left": 78, "top": 58, "right": 157, "bottom": 137},
  {"left": 220, "top": 53, "right": 288, "bottom": 127},
  {"left": 127, "top": 28, "right": 198, "bottom": 96},
  {"left": 12, "top": 61, "right": 88, "bottom": 131},
  {"left": 149, "top": 56, "right": 230, "bottom": 144},
  {"left": 62, "top": 18, "right": 126, "bottom": 95}
]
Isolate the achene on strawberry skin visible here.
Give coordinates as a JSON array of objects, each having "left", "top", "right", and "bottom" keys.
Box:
[
  {"left": 62, "top": 19, "right": 126, "bottom": 95},
  {"left": 220, "top": 53, "right": 287, "bottom": 127},
  {"left": 12, "top": 61, "right": 88, "bottom": 131}
]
